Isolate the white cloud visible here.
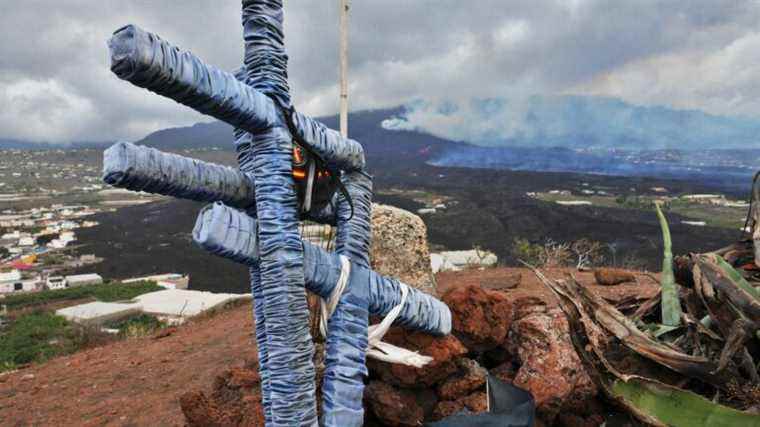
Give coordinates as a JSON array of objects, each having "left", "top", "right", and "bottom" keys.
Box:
[
  {"left": 574, "top": 31, "right": 760, "bottom": 118},
  {"left": 0, "top": 79, "right": 96, "bottom": 142},
  {"left": 2, "top": 0, "right": 760, "bottom": 144},
  {"left": 492, "top": 20, "right": 531, "bottom": 46}
]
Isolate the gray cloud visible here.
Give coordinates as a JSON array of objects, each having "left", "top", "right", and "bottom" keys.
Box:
[{"left": 1, "top": 0, "right": 759, "bottom": 144}]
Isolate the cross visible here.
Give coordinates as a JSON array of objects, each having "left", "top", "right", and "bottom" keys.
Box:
[{"left": 104, "top": 2, "right": 451, "bottom": 425}]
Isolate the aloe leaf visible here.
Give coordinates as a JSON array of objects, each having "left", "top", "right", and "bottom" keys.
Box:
[
  {"left": 651, "top": 324, "right": 682, "bottom": 338},
  {"left": 713, "top": 256, "right": 760, "bottom": 300},
  {"left": 612, "top": 378, "right": 760, "bottom": 427},
  {"left": 655, "top": 203, "right": 682, "bottom": 327}
]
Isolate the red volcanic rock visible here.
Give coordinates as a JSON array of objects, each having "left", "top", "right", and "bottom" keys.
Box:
[
  {"left": 461, "top": 391, "right": 488, "bottom": 413},
  {"left": 594, "top": 268, "right": 636, "bottom": 286},
  {"left": 364, "top": 381, "right": 424, "bottom": 427},
  {"left": 442, "top": 284, "right": 514, "bottom": 351},
  {"left": 431, "top": 391, "right": 488, "bottom": 421},
  {"left": 506, "top": 307, "right": 597, "bottom": 422},
  {"left": 367, "top": 327, "right": 468, "bottom": 388},
  {"left": 179, "top": 391, "right": 228, "bottom": 427},
  {"left": 180, "top": 358, "right": 265, "bottom": 427},
  {"left": 432, "top": 400, "right": 464, "bottom": 421},
  {"left": 490, "top": 361, "right": 518, "bottom": 383},
  {"left": 437, "top": 358, "right": 487, "bottom": 401},
  {"left": 559, "top": 413, "right": 606, "bottom": 427}
]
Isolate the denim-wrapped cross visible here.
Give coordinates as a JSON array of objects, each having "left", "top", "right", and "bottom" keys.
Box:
[{"left": 103, "top": 1, "right": 451, "bottom": 426}]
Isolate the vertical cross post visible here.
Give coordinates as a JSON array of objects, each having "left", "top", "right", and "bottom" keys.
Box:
[{"left": 240, "top": 2, "right": 317, "bottom": 425}]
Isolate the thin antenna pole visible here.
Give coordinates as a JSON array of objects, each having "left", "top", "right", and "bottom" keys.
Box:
[{"left": 339, "top": 0, "right": 350, "bottom": 138}]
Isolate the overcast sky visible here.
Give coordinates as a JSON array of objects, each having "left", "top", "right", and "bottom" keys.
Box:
[{"left": 2, "top": 0, "right": 760, "bottom": 144}]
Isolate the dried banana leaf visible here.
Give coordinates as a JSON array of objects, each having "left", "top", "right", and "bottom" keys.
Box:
[
  {"left": 530, "top": 267, "right": 760, "bottom": 426},
  {"left": 531, "top": 267, "right": 737, "bottom": 389}
]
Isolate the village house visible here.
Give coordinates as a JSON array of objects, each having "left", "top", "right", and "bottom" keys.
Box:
[
  {"left": 46, "top": 276, "right": 67, "bottom": 290},
  {"left": 123, "top": 273, "right": 189, "bottom": 290},
  {"left": 65, "top": 273, "right": 103, "bottom": 287},
  {"left": 0, "top": 270, "right": 39, "bottom": 294}
]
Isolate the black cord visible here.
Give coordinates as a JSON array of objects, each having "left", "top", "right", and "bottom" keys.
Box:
[{"left": 280, "top": 105, "right": 354, "bottom": 221}]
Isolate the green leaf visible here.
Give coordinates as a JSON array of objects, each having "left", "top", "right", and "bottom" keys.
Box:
[
  {"left": 650, "top": 324, "right": 682, "bottom": 338},
  {"left": 612, "top": 378, "right": 760, "bottom": 427},
  {"left": 655, "top": 203, "right": 682, "bottom": 327},
  {"left": 713, "top": 256, "right": 760, "bottom": 301}
]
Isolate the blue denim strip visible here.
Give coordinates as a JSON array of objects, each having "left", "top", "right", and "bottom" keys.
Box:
[
  {"left": 233, "top": 128, "right": 272, "bottom": 424},
  {"left": 102, "top": 142, "right": 256, "bottom": 210},
  {"left": 108, "top": 24, "right": 364, "bottom": 173},
  {"left": 321, "top": 171, "right": 373, "bottom": 426},
  {"left": 241, "top": 3, "right": 317, "bottom": 423}
]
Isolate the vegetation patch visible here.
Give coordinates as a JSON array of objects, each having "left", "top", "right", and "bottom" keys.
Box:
[
  {"left": 0, "top": 311, "right": 110, "bottom": 372},
  {"left": 1, "top": 280, "right": 162, "bottom": 311},
  {"left": 105, "top": 314, "right": 164, "bottom": 338}
]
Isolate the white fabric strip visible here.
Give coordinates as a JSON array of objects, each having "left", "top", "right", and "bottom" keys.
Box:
[{"left": 320, "top": 255, "right": 433, "bottom": 368}]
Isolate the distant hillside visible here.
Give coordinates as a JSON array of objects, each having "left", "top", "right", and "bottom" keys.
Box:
[
  {"left": 0, "top": 139, "right": 111, "bottom": 150},
  {"left": 135, "top": 108, "right": 462, "bottom": 168}
]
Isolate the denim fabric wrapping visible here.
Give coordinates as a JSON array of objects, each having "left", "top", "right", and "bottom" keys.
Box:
[
  {"left": 232, "top": 127, "right": 273, "bottom": 424},
  {"left": 108, "top": 24, "right": 365, "bottom": 174},
  {"left": 321, "top": 171, "right": 373, "bottom": 426},
  {"left": 291, "top": 109, "right": 366, "bottom": 172},
  {"left": 108, "top": 21, "right": 317, "bottom": 425},
  {"left": 193, "top": 202, "right": 452, "bottom": 336},
  {"left": 193, "top": 203, "right": 258, "bottom": 265},
  {"left": 242, "top": 0, "right": 290, "bottom": 109},
  {"left": 102, "top": 142, "right": 256, "bottom": 210},
  {"left": 246, "top": 122, "right": 317, "bottom": 426},
  {"left": 108, "top": 25, "right": 279, "bottom": 133}
]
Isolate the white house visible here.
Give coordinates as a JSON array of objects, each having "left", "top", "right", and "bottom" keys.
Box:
[
  {"left": 18, "top": 236, "right": 35, "bottom": 247},
  {"left": 0, "top": 270, "right": 37, "bottom": 293},
  {"left": 431, "top": 250, "right": 499, "bottom": 273},
  {"left": 123, "top": 273, "right": 189, "bottom": 290},
  {"left": 0, "top": 270, "right": 22, "bottom": 286},
  {"left": 47, "top": 276, "right": 67, "bottom": 290},
  {"left": 65, "top": 273, "right": 103, "bottom": 287}
]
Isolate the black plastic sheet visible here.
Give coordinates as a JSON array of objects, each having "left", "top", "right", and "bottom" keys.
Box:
[{"left": 427, "top": 375, "right": 535, "bottom": 427}]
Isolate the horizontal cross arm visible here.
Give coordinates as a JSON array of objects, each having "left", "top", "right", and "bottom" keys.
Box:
[
  {"left": 109, "top": 24, "right": 365, "bottom": 171},
  {"left": 102, "top": 142, "right": 256, "bottom": 209},
  {"left": 292, "top": 109, "right": 365, "bottom": 172},
  {"left": 109, "top": 25, "right": 279, "bottom": 132},
  {"left": 193, "top": 202, "right": 451, "bottom": 335}
]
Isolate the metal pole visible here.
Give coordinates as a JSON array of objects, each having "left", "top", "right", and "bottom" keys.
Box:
[{"left": 339, "top": 0, "right": 350, "bottom": 138}]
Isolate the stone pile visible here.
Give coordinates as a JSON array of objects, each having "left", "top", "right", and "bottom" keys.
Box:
[
  {"left": 179, "top": 208, "right": 605, "bottom": 425},
  {"left": 361, "top": 285, "right": 602, "bottom": 426},
  {"left": 180, "top": 283, "right": 605, "bottom": 426}
]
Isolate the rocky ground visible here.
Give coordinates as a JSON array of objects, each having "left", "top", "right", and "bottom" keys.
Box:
[{"left": 0, "top": 267, "right": 658, "bottom": 426}]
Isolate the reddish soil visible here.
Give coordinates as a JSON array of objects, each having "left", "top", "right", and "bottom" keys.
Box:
[
  {"left": 0, "top": 267, "right": 658, "bottom": 426},
  {"left": 436, "top": 267, "right": 659, "bottom": 306},
  {"left": 0, "top": 306, "right": 258, "bottom": 426}
]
